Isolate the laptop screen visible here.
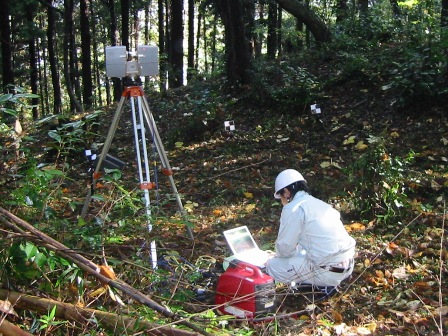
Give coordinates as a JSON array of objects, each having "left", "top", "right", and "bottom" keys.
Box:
[{"left": 224, "top": 226, "right": 259, "bottom": 255}]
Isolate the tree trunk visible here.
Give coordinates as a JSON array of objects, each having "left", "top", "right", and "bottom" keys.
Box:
[
  {"left": 336, "top": 0, "right": 349, "bottom": 22},
  {"left": 277, "top": 5, "right": 283, "bottom": 54},
  {"left": 121, "top": 0, "right": 130, "bottom": 50},
  {"left": 243, "top": 0, "right": 256, "bottom": 57},
  {"left": 170, "top": 0, "right": 184, "bottom": 87},
  {"left": 0, "top": 0, "right": 14, "bottom": 92},
  {"left": 442, "top": 0, "right": 448, "bottom": 28},
  {"left": 36, "top": 18, "right": 49, "bottom": 115},
  {"left": 133, "top": 6, "right": 139, "bottom": 49},
  {"left": 105, "top": 0, "right": 121, "bottom": 101},
  {"left": 267, "top": 2, "right": 278, "bottom": 58},
  {"left": 26, "top": 8, "right": 39, "bottom": 119},
  {"left": 275, "top": 0, "right": 331, "bottom": 43},
  {"left": 158, "top": 0, "right": 167, "bottom": 94},
  {"left": 358, "top": 0, "right": 368, "bottom": 16},
  {"left": 187, "top": 0, "right": 195, "bottom": 81},
  {"left": 390, "top": 0, "right": 400, "bottom": 17},
  {"left": 64, "top": 0, "right": 83, "bottom": 113},
  {"left": 80, "top": 0, "right": 93, "bottom": 109},
  {"left": 90, "top": 4, "right": 102, "bottom": 107},
  {"left": 216, "top": 0, "right": 252, "bottom": 84},
  {"left": 195, "top": 10, "right": 201, "bottom": 71},
  {"left": 254, "top": 3, "right": 264, "bottom": 57},
  {"left": 46, "top": 0, "right": 63, "bottom": 114}
]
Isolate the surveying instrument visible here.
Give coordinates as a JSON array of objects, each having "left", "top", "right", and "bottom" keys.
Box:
[{"left": 81, "top": 45, "right": 193, "bottom": 268}]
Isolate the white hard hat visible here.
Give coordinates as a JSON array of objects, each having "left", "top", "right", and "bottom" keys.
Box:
[{"left": 274, "top": 169, "right": 305, "bottom": 199}]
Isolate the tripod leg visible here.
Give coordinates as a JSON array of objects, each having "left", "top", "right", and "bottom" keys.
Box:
[
  {"left": 140, "top": 93, "right": 194, "bottom": 240},
  {"left": 81, "top": 95, "right": 127, "bottom": 218},
  {"left": 130, "top": 94, "right": 158, "bottom": 269}
]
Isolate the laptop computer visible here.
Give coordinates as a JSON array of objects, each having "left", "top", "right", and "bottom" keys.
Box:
[{"left": 223, "top": 226, "right": 271, "bottom": 268}]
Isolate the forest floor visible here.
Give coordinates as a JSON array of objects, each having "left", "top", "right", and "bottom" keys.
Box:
[
  {"left": 68, "top": 69, "right": 447, "bottom": 335},
  {"left": 3, "top": 57, "right": 448, "bottom": 335}
]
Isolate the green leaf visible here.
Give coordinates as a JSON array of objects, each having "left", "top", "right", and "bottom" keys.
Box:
[
  {"left": 48, "top": 130, "right": 62, "bottom": 142},
  {"left": 34, "top": 252, "right": 48, "bottom": 268},
  {"left": 0, "top": 94, "right": 13, "bottom": 103}
]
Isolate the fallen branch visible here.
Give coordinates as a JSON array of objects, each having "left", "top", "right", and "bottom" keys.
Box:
[
  {"left": 0, "top": 207, "right": 212, "bottom": 336},
  {"left": 0, "top": 317, "right": 33, "bottom": 336},
  {"left": 208, "top": 158, "right": 269, "bottom": 180},
  {"left": 0, "top": 289, "right": 199, "bottom": 336}
]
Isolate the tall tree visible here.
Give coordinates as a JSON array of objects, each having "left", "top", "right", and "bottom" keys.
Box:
[
  {"left": 275, "top": 0, "right": 331, "bottom": 43},
  {"left": 64, "top": 0, "right": 82, "bottom": 112},
  {"left": 104, "top": 0, "right": 122, "bottom": 101},
  {"left": 170, "top": 0, "right": 184, "bottom": 87},
  {"left": 0, "top": 0, "right": 15, "bottom": 92},
  {"left": 80, "top": 0, "right": 93, "bottom": 109},
  {"left": 46, "top": 0, "right": 62, "bottom": 114},
  {"left": 158, "top": 0, "right": 167, "bottom": 93},
  {"left": 187, "top": 0, "right": 195, "bottom": 80},
  {"left": 121, "top": 0, "right": 130, "bottom": 50},
  {"left": 358, "top": 0, "right": 369, "bottom": 17},
  {"left": 243, "top": 0, "right": 256, "bottom": 56},
  {"left": 216, "top": 0, "right": 251, "bottom": 84},
  {"left": 442, "top": 0, "right": 448, "bottom": 28},
  {"left": 26, "top": 6, "right": 39, "bottom": 119},
  {"left": 90, "top": 4, "right": 102, "bottom": 107},
  {"left": 335, "top": 0, "right": 349, "bottom": 22},
  {"left": 267, "top": 2, "right": 278, "bottom": 58}
]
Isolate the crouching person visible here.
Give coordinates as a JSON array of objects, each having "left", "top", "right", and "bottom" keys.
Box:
[{"left": 266, "top": 169, "right": 356, "bottom": 289}]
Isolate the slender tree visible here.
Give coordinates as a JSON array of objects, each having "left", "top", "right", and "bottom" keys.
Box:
[
  {"left": 158, "top": 0, "right": 167, "bottom": 93},
  {"left": 91, "top": 4, "right": 102, "bottom": 107},
  {"left": 121, "top": 0, "right": 130, "bottom": 50},
  {"left": 104, "top": 0, "right": 122, "bottom": 101},
  {"left": 335, "top": 0, "right": 349, "bottom": 22},
  {"left": 277, "top": 5, "right": 283, "bottom": 54},
  {"left": 0, "top": 0, "right": 15, "bottom": 92},
  {"left": 170, "top": 0, "right": 184, "bottom": 87},
  {"left": 267, "top": 2, "right": 278, "bottom": 58},
  {"left": 195, "top": 8, "right": 202, "bottom": 71},
  {"left": 80, "top": 0, "right": 93, "bottom": 109},
  {"left": 46, "top": 0, "right": 62, "bottom": 114},
  {"left": 244, "top": 0, "right": 256, "bottom": 57},
  {"left": 64, "top": 0, "right": 82, "bottom": 112},
  {"left": 442, "top": 0, "right": 448, "bottom": 28},
  {"left": 254, "top": 3, "right": 264, "bottom": 57},
  {"left": 358, "top": 0, "right": 369, "bottom": 16},
  {"left": 390, "top": 0, "right": 400, "bottom": 17},
  {"left": 26, "top": 6, "right": 39, "bottom": 119},
  {"left": 187, "top": 0, "right": 195, "bottom": 80}
]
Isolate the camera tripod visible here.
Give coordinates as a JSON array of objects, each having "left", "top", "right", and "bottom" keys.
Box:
[{"left": 81, "top": 80, "right": 194, "bottom": 267}]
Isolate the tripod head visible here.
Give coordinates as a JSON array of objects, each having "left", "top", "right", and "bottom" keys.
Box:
[{"left": 122, "top": 76, "right": 143, "bottom": 88}]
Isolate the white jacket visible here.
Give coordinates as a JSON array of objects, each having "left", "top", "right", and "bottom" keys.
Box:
[{"left": 275, "top": 191, "right": 356, "bottom": 266}]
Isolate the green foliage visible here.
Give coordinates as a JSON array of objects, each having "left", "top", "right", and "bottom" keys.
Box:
[
  {"left": 382, "top": 49, "right": 448, "bottom": 110},
  {"left": 246, "top": 58, "right": 321, "bottom": 113},
  {"left": 36, "top": 305, "right": 67, "bottom": 331},
  {"left": 0, "top": 88, "right": 39, "bottom": 120},
  {"left": 2, "top": 240, "right": 79, "bottom": 290},
  {"left": 7, "top": 161, "right": 65, "bottom": 212},
  {"left": 153, "top": 80, "right": 229, "bottom": 146},
  {"left": 45, "top": 110, "right": 103, "bottom": 158},
  {"left": 346, "top": 135, "right": 416, "bottom": 224}
]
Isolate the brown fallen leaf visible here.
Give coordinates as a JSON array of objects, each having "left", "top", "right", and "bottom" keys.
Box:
[{"left": 331, "top": 310, "right": 343, "bottom": 324}]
